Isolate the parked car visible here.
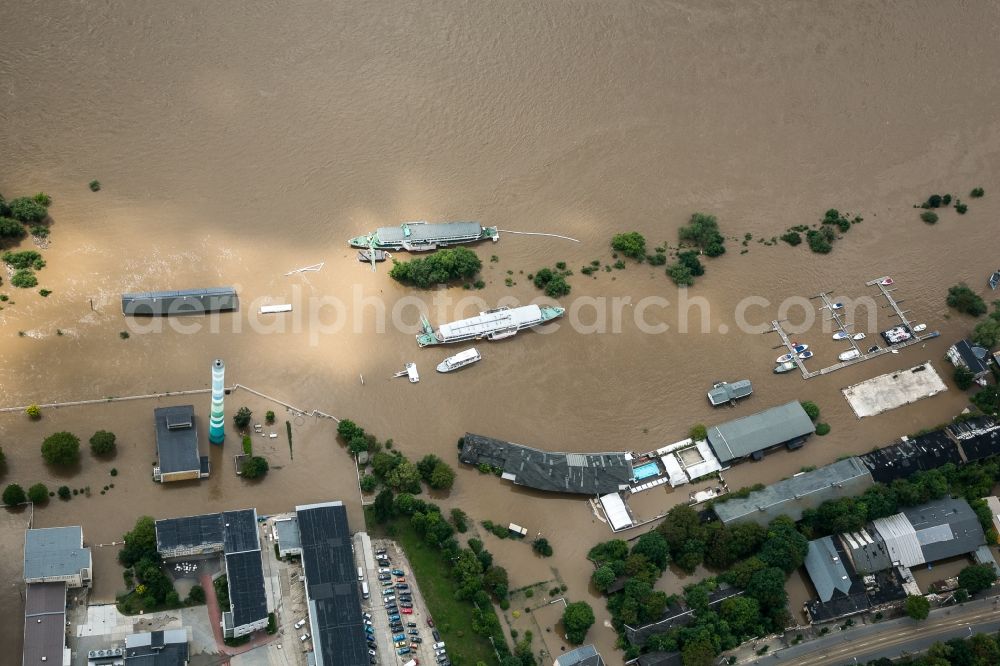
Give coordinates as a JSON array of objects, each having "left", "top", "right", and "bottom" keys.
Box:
[
  {"left": 396, "top": 648, "right": 411, "bottom": 656},
  {"left": 294, "top": 618, "right": 307, "bottom": 629},
  {"left": 408, "top": 629, "right": 420, "bottom": 635},
  {"left": 392, "top": 634, "right": 406, "bottom": 641},
  {"left": 300, "top": 633, "right": 310, "bottom": 642},
  {"left": 396, "top": 584, "right": 409, "bottom": 590},
  {"left": 368, "top": 649, "right": 377, "bottom": 657},
  {"left": 363, "top": 612, "right": 372, "bottom": 619},
  {"left": 410, "top": 637, "right": 423, "bottom": 644},
  {"left": 392, "top": 569, "right": 404, "bottom": 576},
  {"left": 401, "top": 608, "right": 413, "bottom": 614},
  {"left": 407, "top": 622, "right": 417, "bottom": 627},
  {"left": 395, "top": 641, "right": 407, "bottom": 648},
  {"left": 388, "top": 614, "right": 401, "bottom": 622},
  {"left": 432, "top": 630, "right": 441, "bottom": 641}
]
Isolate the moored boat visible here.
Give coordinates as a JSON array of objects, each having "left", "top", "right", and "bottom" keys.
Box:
[
  {"left": 912, "top": 324, "right": 927, "bottom": 333},
  {"left": 867, "top": 345, "right": 880, "bottom": 353},
  {"left": 774, "top": 361, "right": 796, "bottom": 374},
  {"left": 792, "top": 343, "right": 809, "bottom": 353},
  {"left": 798, "top": 350, "right": 814, "bottom": 359},
  {"left": 436, "top": 348, "right": 482, "bottom": 373},
  {"left": 349, "top": 220, "right": 499, "bottom": 252},
  {"left": 776, "top": 352, "right": 795, "bottom": 363},
  {"left": 707, "top": 379, "right": 753, "bottom": 406},
  {"left": 990, "top": 270, "right": 1000, "bottom": 290},
  {"left": 832, "top": 331, "right": 850, "bottom": 340},
  {"left": 852, "top": 332, "right": 866, "bottom": 341},
  {"left": 839, "top": 349, "right": 861, "bottom": 362},
  {"left": 881, "top": 277, "right": 894, "bottom": 286},
  {"left": 417, "top": 304, "right": 564, "bottom": 346}
]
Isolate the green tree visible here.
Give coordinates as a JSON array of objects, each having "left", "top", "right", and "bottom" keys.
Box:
[
  {"left": 800, "top": 401, "right": 820, "bottom": 421},
  {"left": 483, "top": 565, "right": 509, "bottom": 599},
  {"left": 3, "top": 483, "right": 27, "bottom": 506},
  {"left": 371, "top": 451, "right": 401, "bottom": 478},
  {"left": 561, "top": 601, "right": 595, "bottom": 644},
  {"left": 57, "top": 485, "right": 71, "bottom": 500},
  {"left": 947, "top": 283, "right": 987, "bottom": 316},
  {"left": 89, "top": 430, "right": 117, "bottom": 456},
  {"left": 387, "top": 459, "right": 422, "bottom": 493},
  {"left": 720, "top": 596, "right": 762, "bottom": 638},
  {"left": 681, "top": 637, "right": 717, "bottom": 666},
  {"left": 972, "top": 318, "right": 1000, "bottom": 349},
  {"left": 677, "top": 250, "right": 705, "bottom": 276},
  {"left": 241, "top": 456, "right": 269, "bottom": 479},
  {"left": 429, "top": 462, "right": 456, "bottom": 490},
  {"left": 450, "top": 508, "right": 469, "bottom": 532},
  {"left": 533, "top": 537, "right": 553, "bottom": 557},
  {"left": 632, "top": 531, "right": 670, "bottom": 570},
  {"left": 27, "top": 483, "right": 49, "bottom": 504},
  {"left": 187, "top": 584, "right": 205, "bottom": 604},
  {"left": 746, "top": 567, "right": 788, "bottom": 609},
  {"left": 8, "top": 197, "right": 48, "bottom": 223},
  {"left": 119, "top": 516, "right": 158, "bottom": 567},
  {"left": 954, "top": 365, "right": 976, "bottom": 390},
  {"left": 689, "top": 424, "right": 707, "bottom": 441},
  {"left": 233, "top": 406, "right": 252, "bottom": 430},
  {"left": 904, "top": 594, "right": 930, "bottom": 620},
  {"left": 360, "top": 474, "right": 378, "bottom": 492},
  {"left": 679, "top": 212, "right": 725, "bottom": 257},
  {"left": 611, "top": 232, "right": 647, "bottom": 260},
  {"left": 592, "top": 565, "right": 616, "bottom": 591},
  {"left": 265, "top": 410, "right": 275, "bottom": 424},
  {"left": 389, "top": 247, "right": 482, "bottom": 288},
  {"left": 416, "top": 454, "right": 442, "bottom": 481},
  {"left": 0, "top": 217, "right": 27, "bottom": 240},
  {"left": 41, "top": 431, "right": 81, "bottom": 467},
  {"left": 667, "top": 263, "right": 695, "bottom": 286},
  {"left": 759, "top": 516, "right": 808, "bottom": 573},
  {"left": 920, "top": 211, "right": 939, "bottom": 224},
  {"left": 957, "top": 564, "right": 997, "bottom": 594},
  {"left": 371, "top": 489, "right": 395, "bottom": 523}
]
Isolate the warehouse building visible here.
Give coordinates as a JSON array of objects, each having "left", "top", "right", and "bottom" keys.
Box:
[
  {"left": 706, "top": 401, "right": 815, "bottom": 465},
  {"left": 153, "top": 405, "right": 210, "bottom": 483}
]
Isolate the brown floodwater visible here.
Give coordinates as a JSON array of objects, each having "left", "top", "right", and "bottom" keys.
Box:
[{"left": 3, "top": 0, "right": 1000, "bottom": 661}]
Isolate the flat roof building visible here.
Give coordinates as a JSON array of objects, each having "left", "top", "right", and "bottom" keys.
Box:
[
  {"left": 124, "top": 629, "right": 189, "bottom": 666},
  {"left": 295, "top": 501, "right": 368, "bottom": 666},
  {"left": 713, "top": 457, "right": 874, "bottom": 527},
  {"left": 554, "top": 645, "right": 607, "bottom": 666},
  {"left": 872, "top": 497, "right": 986, "bottom": 568},
  {"left": 950, "top": 417, "right": 1000, "bottom": 462},
  {"left": 460, "top": 433, "right": 633, "bottom": 495},
  {"left": 22, "top": 581, "right": 69, "bottom": 666},
  {"left": 24, "top": 526, "right": 92, "bottom": 588},
  {"left": 706, "top": 401, "right": 815, "bottom": 465},
  {"left": 274, "top": 516, "right": 302, "bottom": 558},
  {"left": 857, "top": 430, "right": 962, "bottom": 484},
  {"left": 153, "top": 406, "right": 209, "bottom": 483},
  {"left": 154, "top": 510, "right": 268, "bottom": 638},
  {"left": 122, "top": 287, "right": 238, "bottom": 317}
]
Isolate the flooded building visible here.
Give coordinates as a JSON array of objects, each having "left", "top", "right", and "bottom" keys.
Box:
[
  {"left": 295, "top": 501, "right": 368, "bottom": 666},
  {"left": 22, "top": 581, "right": 70, "bottom": 666},
  {"left": 803, "top": 536, "right": 872, "bottom": 622},
  {"left": 121, "top": 287, "right": 238, "bottom": 316},
  {"left": 857, "top": 430, "right": 961, "bottom": 484},
  {"left": 706, "top": 400, "right": 815, "bottom": 465},
  {"left": 24, "top": 526, "right": 92, "bottom": 588},
  {"left": 946, "top": 339, "right": 991, "bottom": 380},
  {"left": 155, "top": 509, "right": 269, "bottom": 638},
  {"left": 949, "top": 417, "right": 1000, "bottom": 461},
  {"left": 153, "top": 406, "right": 210, "bottom": 483},
  {"left": 872, "top": 497, "right": 985, "bottom": 567},
  {"left": 554, "top": 644, "right": 607, "bottom": 666},
  {"left": 713, "top": 457, "right": 874, "bottom": 527},
  {"left": 459, "top": 433, "right": 633, "bottom": 495}
]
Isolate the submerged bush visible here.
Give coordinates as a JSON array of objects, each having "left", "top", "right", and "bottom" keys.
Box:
[
  {"left": 920, "top": 211, "right": 939, "bottom": 224},
  {"left": 389, "top": 247, "right": 482, "bottom": 288},
  {"left": 611, "top": 232, "right": 647, "bottom": 260}
]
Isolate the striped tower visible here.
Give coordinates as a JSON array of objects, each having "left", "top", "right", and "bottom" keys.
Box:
[{"left": 209, "top": 358, "right": 226, "bottom": 445}]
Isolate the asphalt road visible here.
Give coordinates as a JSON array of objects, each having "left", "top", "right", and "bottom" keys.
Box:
[{"left": 765, "top": 597, "right": 1000, "bottom": 665}]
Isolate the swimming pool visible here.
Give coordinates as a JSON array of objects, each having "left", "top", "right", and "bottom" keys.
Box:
[{"left": 633, "top": 462, "right": 660, "bottom": 480}]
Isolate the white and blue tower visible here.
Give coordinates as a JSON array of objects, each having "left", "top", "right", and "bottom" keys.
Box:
[{"left": 209, "top": 358, "right": 226, "bottom": 445}]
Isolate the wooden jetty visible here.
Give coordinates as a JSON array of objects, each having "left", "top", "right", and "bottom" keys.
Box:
[{"left": 769, "top": 276, "right": 937, "bottom": 380}]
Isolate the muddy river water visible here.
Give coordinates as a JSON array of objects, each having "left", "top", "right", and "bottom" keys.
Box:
[{"left": 2, "top": 1, "right": 1000, "bottom": 661}]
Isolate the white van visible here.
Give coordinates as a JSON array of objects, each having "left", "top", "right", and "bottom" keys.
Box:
[
  {"left": 361, "top": 581, "right": 370, "bottom": 598},
  {"left": 294, "top": 618, "right": 307, "bottom": 630},
  {"left": 357, "top": 566, "right": 364, "bottom": 581}
]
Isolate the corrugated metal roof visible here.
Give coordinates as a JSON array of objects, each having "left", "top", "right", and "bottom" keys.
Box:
[
  {"left": 707, "top": 401, "right": 815, "bottom": 463},
  {"left": 24, "top": 526, "right": 90, "bottom": 581},
  {"left": 804, "top": 537, "right": 855, "bottom": 602},
  {"left": 713, "top": 457, "right": 873, "bottom": 526},
  {"left": 872, "top": 512, "right": 923, "bottom": 567}
]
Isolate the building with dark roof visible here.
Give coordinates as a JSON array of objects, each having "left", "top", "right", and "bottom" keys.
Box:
[
  {"left": 24, "top": 526, "right": 92, "bottom": 588},
  {"left": 121, "top": 287, "right": 238, "bottom": 316},
  {"left": 950, "top": 417, "right": 1000, "bottom": 462},
  {"left": 22, "top": 581, "right": 68, "bottom": 666},
  {"left": 947, "top": 339, "right": 991, "bottom": 379},
  {"left": 634, "top": 652, "right": 683, "bottom": 666},
  {"left": 713, "top": 457, "right": 873, "bottom": 527},
  {"left": 624, "top": 587, "right": 742, "bottom": 646},
  {"left": 872, "top": 497, "right": 986, "bottom": 567},
  {"left": 857, "top": 431, "right": 962, "bottom": 484},
  {"left": 459, "top": 433, "right": 633, "bottom": 495},
  {"left": 706, "top": 401, "right": 815, "bottom": 465},
  {"left": 123, "top": 629, "right": 189, "bottom": 666},
  {"left": 154, "top": 509, "right": 268, "bottom": 638},
  {"left": 554, "top": 644, "right": 607, "bottom": 666},
  {"left": 153, "top": 406, "right": 209, "bottom": 483},
  {"left": 295, "top": 501, "right": 368, "bottom": 666}
]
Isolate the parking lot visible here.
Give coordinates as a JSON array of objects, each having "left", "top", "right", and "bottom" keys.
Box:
[{"left": 359, "top": 535, "right": 451, "bottom": 666}]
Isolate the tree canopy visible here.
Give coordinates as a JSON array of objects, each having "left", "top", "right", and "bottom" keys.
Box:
[
  {"left": 947, "top": 283, "right": 987, "bottom": 316},
  {"left": 958, "top": 564, "right": 997, "bottom": 594},
  {"left": 904, "top": 594, "right": 930, "bottom": 620},
  {"left": 679, "top": 213, "right": 725, "bottom": 256},
  {"left": 389, "top": 247, "right": 482, "bottom": 288},
  {"left": 611, "top": 232, "right": 647, "bottom": 260},
  {"left": 3, "top": 483, "right": 27, "bottom": 506},
  {"left": 28, "top": 483, "right": 49, "bottom": 504},
  {"left": 89, "top": 430, "right": 117, "bottom": 456},
  {"left": 41, "top": 431, "right": 81, "bottom": 467},
  {"left": 241, "top": 456, "right": 269, "bottom": 479},
  {"left": 562, "top": 601, "right": 595, "bottom": 644}
]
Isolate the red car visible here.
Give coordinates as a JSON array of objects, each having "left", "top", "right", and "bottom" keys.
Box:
[
  {"left": 401, "top": 607, "right": 413, "bottom": 614},
  {"left": 427, "top": 618, "right": 435, "bottom": 627}
]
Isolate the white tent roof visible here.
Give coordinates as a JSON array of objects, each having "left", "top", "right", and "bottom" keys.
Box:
[
  {"left": 684, "top": 440, "right": 723, "bottom": 481},
  {"left": 660, "top": 454, "right": 688, "bottom": 487},
  {"left": 600, "top": 493, "right": 633, "bottom": 531}
]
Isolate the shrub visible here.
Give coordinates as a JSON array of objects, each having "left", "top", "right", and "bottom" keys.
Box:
[
  {"left": 954, "top": 366, "right": 975, "bottom": 391},
  {"left": 360, "top": 475, "right": 378, "bottom": 492},
  {"left": 815, "top": 422, "right": 831, "bottom": 436},
  {"left": 955, "top": 202, "right": 968, "bottom": 214},
  {"left": 233, "top": 406, "right": 252, "bottom": 430},
  {"left": 265, "top": 410, "right": 275, "bottom": 424},
  {"left": 3, "top": 483, "right": 27, "bottom": 506},
  {"left": 532, "top": 537, "right": 553, "bottom": 557},
  {"left": 524, "top": 588, "right": 534, "bottom": 598},
  {"left": 920, "top": 211, "right": 938, "bottom": 224},
  {"left": 904, "top": 594, "right": 930, "bottom": 620},
  {"left": 119, "top": 331, "right": 130, "bottom": 339},
  {"left": 0, "top": 217, "right": 27, "bottom": 240},
  {"left": 925, "top": 194, "right": 942, "bottom": 208},
  {"left": 646, "top": 253, "right": 666, "bottom": 266},
  {"left": 242, "top": 435, "right": 253, "bottom": 456},
  {"left": 39, "top": 289, "right": 52, "bottom": 297},
  {"left": 41, "top": 431, "right": 81, "bottom": 467},
  {"left": 611, "top": 232, "right": 647, "bottom": 260},
  {"left": 89, "top": 430, "right": 117, "bottom": 456},
  {"left": 57, "top": 486, "right": 71, "bottom": 500},
  {"left": 780, "top": 231, "right": 802, "bottom": 246},
  {"left": 241, "top": 456, "right": 269, "bottom": 479},
  {"left": 667, "top": 263, "right": 694, "bottom": 286},
  {"left": 110, "top": 468, "right": 118, "bottom": 476},
  {"left": 389, "top": 247, "right": 482, "bottom": 288},
  {"left": 800, "top": 401, "right": 820, "bottom": 421},
  {"left": 946, "top": 283, "right": 987, "bottom": 316},
  {"left": 970, "top": 187, "right": 984, "bottom": 198},
  {"left": 10, "top": 269, "right": 37, "bottom": 288},
  {"left": 25, "top": 404, "right": 41, "bottom": 420},
  {"left": 89, "top": 180, "right": 101, "bottom": 192},
  {"left": 8, "top": 197, "right": 48, "bottom": 223},
  {"left": 679, "top": 213, "right": 725, "bottom": 257},
  {"left": 806, "top": 229, "right": 832, "bottom": 254},
  {"left": 187, "top": 585, "right": 205, "bottom": 604},
  {"left": 941, "top": 194, "right": 952, "bottom": 206},
  {"left": 689, "top": 424, "right": 707, "bottom": 441},
  {"left": 28, "top": 483, "right": 49, "bottom": 504}
]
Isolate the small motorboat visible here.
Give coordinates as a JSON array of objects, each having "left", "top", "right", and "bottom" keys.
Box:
[
  {"left": 839, "top": 349, "right": 861, "bottom": 362},
  {"left": 881, "top": 277, "right": 894, "bottom": 286},
  {"left": 394, "top": 363, "right": 420, "bottom": 383},
  {"left": 852, "top": 332, "right": 866, "bottom": 341},
  {"left": 792, "top": 343, "right": 809, "bottom": 353},
  {"left": 867, "top": 345, "right": 880, "bottom": 353},
  {"left": 798, "top": 350, "right": 814, "bottom": 360},
  {"left": 833, "top": 331, "right": 850, "bottom": 340},
  {"left": 912, "top": 324, "right": 927, "bottom": 333},
  {"left": 991, "top": 270, "right": 1000, "bottom": 290},
  {"left": 437, "top": 347, "right": 482, "bottom": 373},
  {"left": 774, "top": 361, "right": 797, "bottom": 374},
  {"left": 776, "top": 353, "right": 795, "bottom": 363},
  {"left": 826, "top": 302, "right": 844, "bottom": 310}
]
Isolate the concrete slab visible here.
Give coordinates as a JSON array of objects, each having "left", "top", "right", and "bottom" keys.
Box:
[{"left": 842, "top": 361, "right": 947, "bottom": 418}]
